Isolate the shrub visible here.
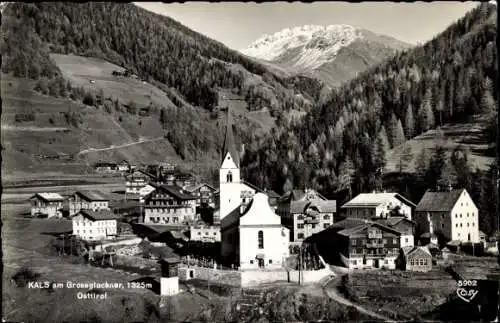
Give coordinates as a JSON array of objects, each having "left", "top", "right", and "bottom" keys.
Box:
[{"left": 11, "top": 267, "right": 41, "bottom": 287}]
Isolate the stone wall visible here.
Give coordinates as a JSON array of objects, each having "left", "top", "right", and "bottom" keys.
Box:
[{"left": 179, "top": 265, "right": 332, "bottom": 287}]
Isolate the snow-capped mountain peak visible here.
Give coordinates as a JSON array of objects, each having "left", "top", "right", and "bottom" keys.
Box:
[{"left": 241, "top": 24, "right": 363, "bottom": 70}]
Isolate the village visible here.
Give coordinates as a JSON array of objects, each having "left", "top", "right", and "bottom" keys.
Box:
[{"left": 23, "top": 111, "right": 499, "bottom": 301}]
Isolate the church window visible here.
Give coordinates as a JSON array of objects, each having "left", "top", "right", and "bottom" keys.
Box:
[
  {"left": 258, "top": 231, "right": 264, "bottom": 249},
  {"left": 227, "top": 171, "right": 233, "bottom": 183}
]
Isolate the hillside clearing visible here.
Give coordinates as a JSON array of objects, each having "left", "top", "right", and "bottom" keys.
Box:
[{"left": 385, "top": 114, "right": 495, "bottom": 173}]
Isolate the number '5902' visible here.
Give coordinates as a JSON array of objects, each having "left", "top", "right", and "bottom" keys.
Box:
[{"left": 458, "top": 280, "right": 477, "bottom": 287}]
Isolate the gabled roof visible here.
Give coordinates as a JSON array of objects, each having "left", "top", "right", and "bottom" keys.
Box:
[
  {"left": 75, "top": 190, "right": 109, "bottom": 201},
  {"left": 76, "top": 210, "right": 119, "bottom": 221},
  {"left": 221, "top": 108, "right": 240, "bottom": 167},
  {"left": 334, "top": 218, "right": 402, "bottom": 237},
  {"left": 266, "top": 190, "right": 281, "bottom": 198},
  {"left": 241, "top": 180, "right": 264, "bottom": 193},
  {"left": 406, "top": 246, "right": 432, "bottom": 258},
  {"left": 30, "top": 193, "right": 64, "bottom": 202},
  {"left": 126, "top": 170, "right": 157, "bottom": 180},
  {"left": 280, "top": 189, "right": 327, "bottom": 202},
  {"left": 416, "top": 189, "right": 466, "bottom": 212},
  {"left": 183, "top": 183, "right": 217, "bottom": 193},
  {"left": 154, "top": 185, "right": 196, "bottom": 200},
  {"left": 290, "top": 200, "right": 337, "bottom": 214},
  {"left": 342, "top": 192, "right": 416, "bottom": 208}
]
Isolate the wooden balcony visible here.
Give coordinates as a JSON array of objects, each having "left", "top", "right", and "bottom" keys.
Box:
[
  {"left": 368, "top": 233, "right": 382, "bottom": 239},
  {"left": 366, "top": 242, "right": 384, "bottom": 248}
]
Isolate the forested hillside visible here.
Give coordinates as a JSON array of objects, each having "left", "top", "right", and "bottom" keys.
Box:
[
  {"left": 1, "top": 2, "right": 323, "bottom": 165},
  {"left": 242, "top": 3, "right": 498, "bottom": 233}
]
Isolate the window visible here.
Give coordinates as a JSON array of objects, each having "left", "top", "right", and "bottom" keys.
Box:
[
  {"left": 297, "top": 224, "right": 304, "bottom": 229},
  {"left": 352, "top": 240, "right": 357, "bottom": 246},
  {"left": 227, "top": 171, "right": 233, "bottom": 183},
  {"left": 441, "top": 223, "right": 445, "bottom": 229},
  {"left": 258, "top": 230, "right": 264, "bottom": 249},
  {"left": 384, "top": 259, "right": 388, "bottom": 264},
  {"left": 324, "top": 215, "right": 330, "bottom": 220},
  {"left": 456, "top": 224, "right": 458, "bottom": 227},
  {"left": 297, "top": 233, "right": 304, "bottom": 239},
  {"left": 352, "top": 260, "right": 357, "bottom": 265},
  {"left": 324, "top": 223, "right": 330, "bottom": 229},
  {"left": 467, "top": 213, "right": 469, "bottom": 217},
  {"left": 460, "top": 223, "right": 462, "bottom": 227},
  {"left": 250, "top": 260, "right": 254, "bottom": 264},
  {"left": 393, "top": 238, "right": 397, "bottom": 244},
  {"left": 455, "top": 214, "right": 458, "bottom": 218},
  {"left": 460, "top": 214, "right": 462, "bottom": 218},
  {"left": 472, "top": 222, "right": 475, "bottom": 227},
  {"left": 312, "top": 224, "right": 316, "bottom": 229},
  {"left": 405, "top": 237, "right": 409, "bottom": 243},
  {"left": 269, "top": 259, "right": 272, "bottom": 264}
]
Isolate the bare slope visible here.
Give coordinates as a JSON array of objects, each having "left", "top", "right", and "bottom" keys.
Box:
[{"left": 385, "top": 114, "right": 495, "bottom": 173}]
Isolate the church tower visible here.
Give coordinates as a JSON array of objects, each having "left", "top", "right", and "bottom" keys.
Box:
[{"left": 219, "top": 108, "right": 241, "bottom": 221}]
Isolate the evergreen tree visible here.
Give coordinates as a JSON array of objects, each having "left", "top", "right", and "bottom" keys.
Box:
[
  {"left": 398, "top": 145, "right": 413, "bottom": 174},
  {"left": 418, "top": 88, "right": 435, "bottom": 132},
  {"left": 337, "top": 157, "right": 355, "bottom": 199},
  {"left": 437, "top": 160, "right": 458, "bottom": 189},
  {"left": 480, "top": 87, "right": 496, "bottom": 115},
  {"left": 404, "top": 104, "right": 415, "bottom": 138},
  {"left": 415, "top": 148, "right": 429, "bottom": 184},
  {"left": 283, "top": 178, "right": 293, "bottom": 193},
  {"left": 428, "top": 145, "right": 447, "bottom": 190},
  {"left": 393, "top": 118, "right": 406, "bottom": 147}
]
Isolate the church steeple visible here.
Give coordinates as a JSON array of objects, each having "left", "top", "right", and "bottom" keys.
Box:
[{"left": 221, "top": 108, "right": 239, "bottom": 167}]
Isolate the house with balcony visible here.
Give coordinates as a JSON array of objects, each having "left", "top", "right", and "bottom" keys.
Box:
[
  {"left": 29, "top": 193, "right": 65, "bottom": 218},
  {"left": 143, "top": 185, "right": 197, "bottom": 225},
  {"left": 281, "top": 199, "right": 337, "bottom": 243},
  {"left": 341, "top": 192, "right": 415, "bottom": 220},
  {"left": 415, "top": 188, "right": 480, "bottom": 244},
  {"left": 68, "top": 191, "right": 110, "bottom": 216},
  {"left": 125, "top": 170, "right": 157, "bottom": 196},
  {"left": 374, "top": 217, "right": 416, "bottom": 248},
  {"left": 308, "top": 218, "right": 401, "bottom": 270}
]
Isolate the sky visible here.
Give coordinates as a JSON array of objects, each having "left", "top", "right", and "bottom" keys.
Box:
[{"left": 135, "top": 2, "right": 480, "bottom": 51}]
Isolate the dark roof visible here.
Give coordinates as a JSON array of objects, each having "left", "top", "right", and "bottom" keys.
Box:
[
  {"left": 75, "top": 190, "right": 109, "bottom": 201},
  {"left": 95, "top": 162, "right": 117, "bottom": 168},
  {"left": 290, "top": 200, "right": 337, "bottom": 214},
  {"left": 280, "top": 189, "right": 327, "bottom": 202},
  {"left": 266, "top": 190, "right": 281, "bottom": 198},
  {"left": 338, "top": 221, "right": 402, "bottom": 237},
  {"left": 30, "top": 192, "right": 64, "bottom": 202},
  {"left": 156, "top": 185, "right": 196, "bottom": 200},
  {"left": 221, "top": 108, "right": 240, "bottom": 167},
  {"left": 376, "top": 217, "right": 415, "bottom": 227},
  {"left": 76, "top": 210, "right": 119, "bottom": 221},
  {"left": 406, "top": 246, "right": 432, "bottom": 258},
  {"left": 183, "top": 183, "right": 217, "bottom": 193},
  {"left": 416, "top": 189, "right": 465, "bottom": 212}
]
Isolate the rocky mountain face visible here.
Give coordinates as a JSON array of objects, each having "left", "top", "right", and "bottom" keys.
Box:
[{"left": 242, "top": 24, "right": 413, "bottom": 86}]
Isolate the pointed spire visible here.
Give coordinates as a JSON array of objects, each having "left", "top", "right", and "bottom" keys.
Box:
[{"left": 221, "top": 107, "right": 239, "bottom": 167}]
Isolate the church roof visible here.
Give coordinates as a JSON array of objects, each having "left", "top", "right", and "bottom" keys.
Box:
[{"left": 221, "top": 108, "right": 239, "bottom": 167}]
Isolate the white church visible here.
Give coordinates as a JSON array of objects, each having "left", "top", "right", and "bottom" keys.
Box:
[{"left": 219, "top": 110, "right": 290, "bottom": 270}]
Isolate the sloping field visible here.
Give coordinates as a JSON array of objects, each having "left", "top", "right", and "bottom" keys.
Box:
[
  {"left": 1, "top": 73, "right": 182, "bottom": 181},
  {"left": 385, "top": 114, "right": 495, "bottom": 173},
  {"left": 50, "top": 53, "right": 177, "bottom": 110}
]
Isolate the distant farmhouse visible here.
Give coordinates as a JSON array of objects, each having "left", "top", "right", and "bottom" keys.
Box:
[
  {"left": 30, "top": 193, "right": 64, "bottom": 218},
  {"left": 415, "top": 188, "right": 480, "bottom": 244},
  {"left": 72, "top": 210, "right": 119, "bottom": 241},
  {"left": 341, "top": 192, "right": 415, "bottom": 220},
  {"left": 143, "top": 185, "right": 197, "bottom": 225},
  {"left": 68, "top": 191, "right": 110, "bottom": 216},
  {"left": 125, "top": 170, "right": 157, "bottom": 195},
  {"left": 94, "top": 162, "right": 118, "bottom": 173},
  {"left": 400, "top": 246, "right": 433, "bottom": 272}
]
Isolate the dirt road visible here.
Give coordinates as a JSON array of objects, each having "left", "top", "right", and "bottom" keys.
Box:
[
  {"left": 77, "top": 137, "right": 164, "bottom": 155},
  {"left": 322, "top": 275, "right": 393, "bottom": 322}
]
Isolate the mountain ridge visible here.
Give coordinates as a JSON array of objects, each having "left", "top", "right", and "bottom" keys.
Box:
[{"left": 242, "top": 24, "right": 413, "bottom": 86}]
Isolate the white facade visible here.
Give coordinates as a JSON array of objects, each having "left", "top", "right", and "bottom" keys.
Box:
[
  {"left": 190, "top": 225, "right": 221, "bottom": 242},
  {"left": 238, "top": 193, "right": 290, "bottom": 270},
  {"left": 343, "top": 193, "right": 414, "bottom": 220},
  {"left": 160, "top": 277, "right": 179, "bottom": 296},
  {"left": 219, "top": 152, "right": 241, "bottom": 221},
  {"left": 344, "top": 254, "right": 398, "bottom": 270},
  {"left": 72, "top": 214, "right": 117, "bottom": 241},
  {"left": 139, "top": 184, "right": 157, "bottom": 203},
  {"left": 69, "top": 193, "right": 110, "bottom": 216},
  {"left": 400, "top": 234, "right": 415, "bottom": 248},
  {"left": 449, "top": 190, "right": 480, "bottom": 243}
]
